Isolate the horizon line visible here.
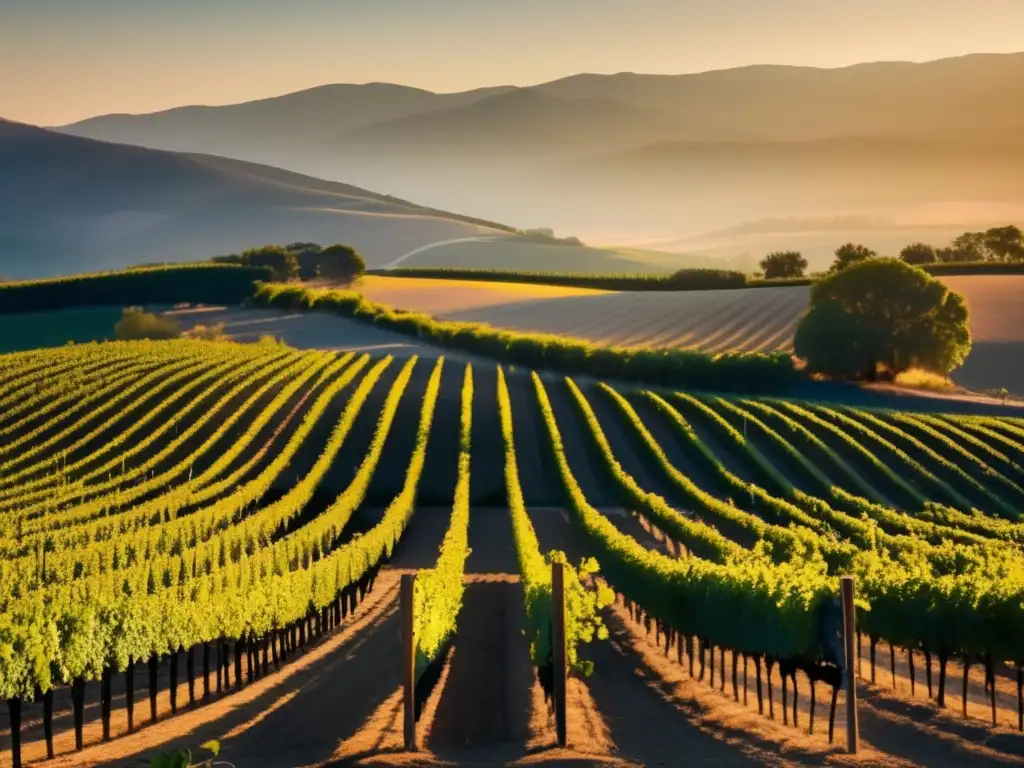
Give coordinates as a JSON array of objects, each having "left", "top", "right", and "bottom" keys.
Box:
[{"left": 51, "top": 49, "right": 1021, "bottom": 128}]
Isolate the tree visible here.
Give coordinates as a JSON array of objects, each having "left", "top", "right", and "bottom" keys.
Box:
[
  {"left": 241, "top": 245, "right": 298, "bottom": 282},
  {"left": 287, "top": 243, "right": 323, "bottom": 281},
  {"left": 940, "top": 231, "right": 989, "bottom": 262},
  {"left": 794, "top": 259, "right": 970, "bottom": 380},
  {"left": 983, "top": 225, "right": 1024, "bottom": 261},
  {"left": 830, "top": 243, "right": 878, "bottom": 272},
  {"left": 899, "top": 243, "right": 937, "bottom": 265},
  {"left": 318, "top": 244, "right": 366, "bottom": 283},
  {"left": 759, "top": 251, "right": 808, "bottom": 279}
]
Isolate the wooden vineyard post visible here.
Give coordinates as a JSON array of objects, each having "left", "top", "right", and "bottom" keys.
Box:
[
  {"left": 402, "top": 573, "right": 417, "bottom": 752},
  {"left": 841, "top": 576, "right": 859, "bottom": 754},
  {"left": 552, "top": 561, "right": 568, "bottom": 748}
]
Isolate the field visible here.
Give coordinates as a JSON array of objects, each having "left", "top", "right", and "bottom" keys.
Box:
[
  {"left": 2, "top": 340, "right": 1024, "bottom": 767},
  {"left": 359, "top": 274, "right": 1024, "bottom": 394},
  {"left": 384, "top": 237, "right": 687, "bottom": 274}
]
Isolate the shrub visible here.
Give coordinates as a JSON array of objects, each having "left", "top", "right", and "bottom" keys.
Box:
[
  {"left": 520, "top": 228, "right": 585, "bottom": 246},
  {"left": 183, "top": 322, "right": 227, "bottom": 340},
  {"left": 114, "top": 308, "right": 181, "bottom": 340},
  {"left": 665, "top": 268, "right": 747, "bottom": 290},
  {"left": 795, "top": 259, "right": 971, "bottom": 380},
  {"left": 893, "top": 368, "right": 955, "bottom": 391}
]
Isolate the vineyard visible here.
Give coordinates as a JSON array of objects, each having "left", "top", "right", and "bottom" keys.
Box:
[
  {"left": 357, "top": 273, "right": 1024, "bottom": 394},
  {"left": 2, "top": 340, "right": 1024, "bottom": 767}
]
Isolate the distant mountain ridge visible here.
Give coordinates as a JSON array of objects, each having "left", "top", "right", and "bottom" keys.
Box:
[
  {"left": 0, "top": 120, "right": 513, "bottom": 279},
  {"left": 47, "top": 51, "right": 1024, "bottom": 260},
  {"left": 60, "top": 53, "right": 1024, "bottom": 147}
]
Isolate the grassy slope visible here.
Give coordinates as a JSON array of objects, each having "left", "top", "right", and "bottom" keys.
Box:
[{"left": 0, "top": 307, "right": 121, "bottom": 353}]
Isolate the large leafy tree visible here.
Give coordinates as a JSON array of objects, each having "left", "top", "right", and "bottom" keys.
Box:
[
  {"left": 830, "top": 243, "right": 878, "bottom": 272},
  {"left": 759, "top": 251, "right": 808, "bottom": 279},
  {"left": 794, "top": 259, "right": 971, "bottom": 379}
]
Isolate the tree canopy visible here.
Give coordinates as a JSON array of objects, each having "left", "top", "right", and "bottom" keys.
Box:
[
  {"left": 899, "top": 243, "right": 937, "bottom": 265},
  {"left": 759, "top": 251, "right": 808, "bottom": 279},
  {"left": 318, "top": 244, "right": 366, "bottom": 283},
  {"left": 982, "top": 225, "right": 1024, "bottom": 261},
  {"left": 288, "top": 243, "right": 324, "bottom": 281},
  {"left": 241, "top": 245, "right": 298, "bottom": 282},
  {"left": 934, "top": 226, "right": 1024, "bottom": 262},
  {"left": 794, "top": 259, "right": 971, "bottom": 379},
  {"left": 830, "top": 243, "right": 878, "bottom": 272}
]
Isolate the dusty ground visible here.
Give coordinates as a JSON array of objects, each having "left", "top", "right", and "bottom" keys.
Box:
[{"left": 359, "top": 274, "right": 1024, "bottom": 395}]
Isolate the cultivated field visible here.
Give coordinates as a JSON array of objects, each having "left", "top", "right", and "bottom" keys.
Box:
[
  {"left": 383, "top": 237, "right": 685, "bottom": 274},
  {"left": 359, "top": 274, "right": 1024, "bottom": 394},
  {"left": 2, "top": 341, "right": 1024, "bottom": 767}
]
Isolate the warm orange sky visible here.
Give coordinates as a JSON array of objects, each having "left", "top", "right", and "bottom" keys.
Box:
[{"left": 5, "top": 0, "right": 1024, "bottom": 126}]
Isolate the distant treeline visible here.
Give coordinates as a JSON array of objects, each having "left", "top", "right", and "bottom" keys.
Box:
[
  {"left": 0, "top": 264, "right": 271, "bottom": 314},
  {"left": 375, "top": 259, "right": 1024, "bottom": 292},
  {"left": 372, "top": 267, "right": 776, "bottom": 291},
  {"left": 252, "top": 282, "right": 798, "bottom": 393}
]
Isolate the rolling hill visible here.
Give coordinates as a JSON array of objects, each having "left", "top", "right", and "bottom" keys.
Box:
[
  {"left": 0, "top": 120, "right": 515, "bottom": 278},
  {"left": 62, "top": 54, "right": 1024, "bottom": 154},
  {"left": 56, "top": 53, "right": 1024, "bottom": 243}
]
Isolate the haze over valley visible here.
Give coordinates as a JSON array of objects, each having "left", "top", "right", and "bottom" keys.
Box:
[{"left": 47, "top": 52, "right": 1024, "bottom": 272}]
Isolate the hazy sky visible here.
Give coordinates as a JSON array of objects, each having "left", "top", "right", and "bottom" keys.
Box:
[{"left": 4, "top": 0, "right": 1023, "bottom": 126}]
